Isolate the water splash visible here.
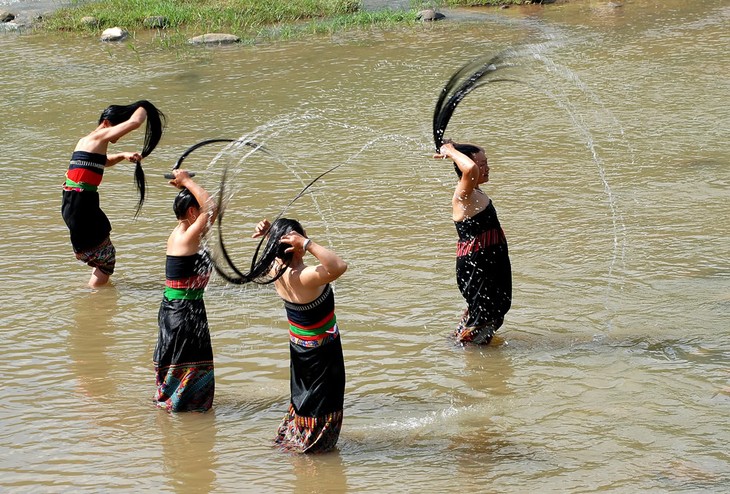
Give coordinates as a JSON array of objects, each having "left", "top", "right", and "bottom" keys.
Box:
[{"left": 439, "top": 42, "right": 633, "bottom": 330}]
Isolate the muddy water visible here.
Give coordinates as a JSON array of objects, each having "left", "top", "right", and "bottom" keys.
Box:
[{"left": 0, "top": 1, "right": 728, "bottom": 492}]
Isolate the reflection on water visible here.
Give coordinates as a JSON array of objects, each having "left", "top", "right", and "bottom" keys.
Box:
[
  {"left": 157, "top": 411, "right": 219, "bottom": 494},
  {"left": 69, "top": 288, "right": 119, "bottom": 404},
  {"left": 1, "top": 0, "right": 729, "bottom": 492},
  {"left": 287, "top": 452, "right": 348, "bottom": 494}
]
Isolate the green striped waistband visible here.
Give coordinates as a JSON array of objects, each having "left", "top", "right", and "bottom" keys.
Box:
[
  {"left": 164, "top": 286, "right": 205, "bottom": 300},
  {"left": 64, "top": 178, "right": 98, "bottom": 191},
  {"left": 288, "top": 314, "right": 337, "bottom": 337}
]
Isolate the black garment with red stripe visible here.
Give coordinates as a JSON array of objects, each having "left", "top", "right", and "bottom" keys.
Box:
[
  {"left": 283, "top": 285, "right": 345, "bottom": 418},
  {"left": 61, "top": 151, "right": 111, "bottom": 251},
  {"left": 454, "top": 201, "right": 512, "bottom": 328}
]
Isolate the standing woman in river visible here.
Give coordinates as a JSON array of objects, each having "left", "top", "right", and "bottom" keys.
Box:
[
  {"left": 153, "top": 169, "right": 218, "bottom": 413},
  {"left": 255, "top": 218, "right": 348, "bottom": 453},
  {"left": 434, "top": 140, "right": 512, "bottom": 345},
  {"left": 214, "top": 215, "right": 348, "bottom": 453},
  {"left": 61, "top": 100, "right": 165, "bottom": 287}
]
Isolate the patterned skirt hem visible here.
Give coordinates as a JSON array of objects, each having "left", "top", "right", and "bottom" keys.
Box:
[
  {"left": 274, "top": 403, "right": 343, "bottom": 454},
  {"left": 154, "top": 363, "right": 214, "bottom": 413}
]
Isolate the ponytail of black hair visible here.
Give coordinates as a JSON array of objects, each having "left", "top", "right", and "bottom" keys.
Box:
[{"left": 99, "top": 100, "right": 166, "bottom": 217}]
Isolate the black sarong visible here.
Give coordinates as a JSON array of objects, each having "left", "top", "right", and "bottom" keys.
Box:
[{"left": 153, "top": 298, "right": 214, "bottom": 412}]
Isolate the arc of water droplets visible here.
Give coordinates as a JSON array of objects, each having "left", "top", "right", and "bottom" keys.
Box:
[
  {"left": 200, "top": 110, "right": 425, "bottom": 249},
  {"left": 501, "top": 43, "right": 632, "bottom": 316}
]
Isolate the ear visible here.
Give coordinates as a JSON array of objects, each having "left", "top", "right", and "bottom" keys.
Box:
[{"left": 187, "top": 206, "right": 200, "bottom": 221}]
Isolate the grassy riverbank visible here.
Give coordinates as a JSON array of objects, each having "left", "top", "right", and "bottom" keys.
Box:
[{"left": 39, "top": 0, "right": 532, "bottom": 43}]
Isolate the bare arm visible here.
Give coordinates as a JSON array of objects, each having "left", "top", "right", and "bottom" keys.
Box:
[
  {"left": 76, "top": 106, "right": 148, "bottom": 156},
  {"left": 282, "top": 232, "right": 347, "bottom": 288},
  {"left": 96, "top": 106, "right": 148, "bottom": 144},
  {"left": 106, "top": 151, "right": 143, "bottom": 167},
  {"left": 434, "top": 142, "right": 479, "bottom": 199},
  {"left": 169, "top": 170, "right": 218, "bottom": 240}
]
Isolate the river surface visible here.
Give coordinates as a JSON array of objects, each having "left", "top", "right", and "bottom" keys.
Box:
[{"left": 1, "top": 1, "right": 728, "bottom": 492}]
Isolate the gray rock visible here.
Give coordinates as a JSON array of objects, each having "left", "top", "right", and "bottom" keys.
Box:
[
  {"left": 1, "top": 10, "right": 16, "bottom": 22},
  {"left": 188, "top": 33, "right": 240, "bottom": 45},
  {"left": 101, "top": 27, "right": 129, "bottom": 42},
  {"left": 144, "top": 16, "right": 169, "bottom": 29},
  {"left": 417, "top": 9, "right": 445, "bottom": 22},
  {"left": 0, "top": 21, "right": 22, "bottom": 32}
]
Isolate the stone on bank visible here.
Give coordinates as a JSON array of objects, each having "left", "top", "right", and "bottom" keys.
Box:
[{"left": 188, "top": 33, "right": 241, "bottom": 45}]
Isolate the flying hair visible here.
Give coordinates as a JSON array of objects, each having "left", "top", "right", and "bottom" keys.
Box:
[
  {"left": 212, "top": 169, "right": 306, "bottom": 285},
  {"left": 432, "top": 51, "right": 519, "bottom": 152},
  {"left": 211, "top": 156, "right": 341, "bottom": 286}
]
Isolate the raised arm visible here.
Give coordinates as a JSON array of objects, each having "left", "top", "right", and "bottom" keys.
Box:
[
  {"left": 435, "top": 141, "right": 480, "bottom": 199},
  {"left": 169, "top": 170, "right": 218, "bottom": 239},
  {"left": 97, "top": 106, "right": 148, "bottom": 144},
  {"left": 75, "top": 106, "right": 148, "bottom": 156},
  {"left": 281, "top": 231, "right": 347, "bottom": 288}
]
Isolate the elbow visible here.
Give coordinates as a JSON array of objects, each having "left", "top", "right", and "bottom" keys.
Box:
[
  {"left": 463, "top": 164, "right": 478, "bottom": 180},
  {"left": 333, "top": 260, "right": 348, "bottom": 278},
  {"left": 339, "top": 261, "right": 348, "bottom": 276}
]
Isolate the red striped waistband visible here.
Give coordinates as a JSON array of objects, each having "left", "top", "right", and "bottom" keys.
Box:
[
  {"left": 457, "top": 228, "right": 506, "bottom": 256},
  {"left": 165, "top": 274, "right": 210, "bottom": 289}
]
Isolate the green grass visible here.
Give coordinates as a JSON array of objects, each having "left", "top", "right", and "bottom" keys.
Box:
[
  {"left": 39, "top": 0, "right": 537, "bottom": 46},
  {"left": 415, "top": 0, "right": 534, "bottom": 6},
  {"left": 41, "top": 0, "right": 362, "bottom": 33}
]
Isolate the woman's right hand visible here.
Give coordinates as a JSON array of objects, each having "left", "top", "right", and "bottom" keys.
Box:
[
  {"left": 252, "top": 219, "right": 271, "bottom": 238},
  {"left": 168, "top": 169, "right": 193, "bottom": 188},
  {"left": 434, "top": 140, "right": 455, "bottom": 159}
]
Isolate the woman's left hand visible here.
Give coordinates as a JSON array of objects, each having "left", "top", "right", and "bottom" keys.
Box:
[{"left": 124, "top": 152, "right": 143, "bottom": 163}]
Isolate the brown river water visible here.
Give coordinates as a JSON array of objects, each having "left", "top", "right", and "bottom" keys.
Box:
[{"left": 1, "top": 0, "right": 728, "bottom": 492}]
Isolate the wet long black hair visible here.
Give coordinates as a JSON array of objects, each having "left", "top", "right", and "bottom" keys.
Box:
[
  {"left": 99, "top": 100, "right": 166, "bottom": 216},
  {"left": 214, "top": 211, "right": 305, "bottom": 285},
  {"left": 432, "top": 52, "right": 515, "bottom": 152}
]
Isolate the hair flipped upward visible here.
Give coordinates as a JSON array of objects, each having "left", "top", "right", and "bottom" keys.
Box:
[
  {"left": 452, "top": 143, "right": 482, "bottom": 178},
  {"left": 214, "top": 215, "right": 305, "bottom": 285},
  {"left": 173, "top": 188, "right": 200, "bottom": 219},
  {"left": 99, "top": 100, "right": 166, "bottom": 217}
]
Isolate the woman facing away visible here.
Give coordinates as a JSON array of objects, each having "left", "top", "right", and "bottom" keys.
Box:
[
  {"left": 153, "top": 170, "right": 218, "bottom": 413},
  {"left": 215, "top": 216, "right": 347, "bottom": 453},
  {"left": 61, "top": 100, "right": 166, "bottom": 287},
  {"left": 434, "top": 140, "right": 512, "bottom": 345}
]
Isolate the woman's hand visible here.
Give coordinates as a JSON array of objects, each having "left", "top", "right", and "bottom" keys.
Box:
[
  {"left": 433, "top": 139, "right": 455, "bottom": 159},
  {"left": 168, "top": 169, "right": 193, "bottom": 188},
  {"left": 280, "top": 231, "right": 309, "bottom": 255},
  {"left": 123, "top": 151, "right": 143, "bottom": 163},
  {"left": 252, "top": 219, "right": 271, "bottom": 238},
  {"left": 105, "top": 151, "right": 143, "bottom": 167}
]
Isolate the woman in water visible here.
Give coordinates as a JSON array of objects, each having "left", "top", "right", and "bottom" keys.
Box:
[
  {"left": 434, "top": 140, "right": 512, "bottom": 345},
  {"left": 61, "top": 100, "right": 165, "bottom": 287},
  {"left": 216, "top": 216, "right": 347, "bottom": 453},
  {"left": 154, "top": 169, "right": 218, "bottom": 412}
]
